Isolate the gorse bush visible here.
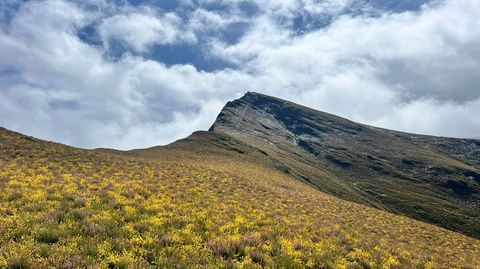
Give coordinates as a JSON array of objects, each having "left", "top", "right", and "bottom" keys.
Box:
[{"left": 0, "top": 128, "right": 479, "bottom": 268}]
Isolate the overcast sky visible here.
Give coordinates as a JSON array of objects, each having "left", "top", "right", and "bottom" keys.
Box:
[{"left": 0, "top": 0, "right": 479, "bottom": 149}]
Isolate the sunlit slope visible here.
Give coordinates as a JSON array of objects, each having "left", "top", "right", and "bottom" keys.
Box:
[
  {"left": 1, "top": 128, "right": 479, "bottom": 268},
  {"left": 210, "top": 92, "right": 480, "bottom": 239}
]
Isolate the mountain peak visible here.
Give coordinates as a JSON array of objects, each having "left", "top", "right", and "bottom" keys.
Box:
[
  {"left": 210, "top": 92, "right": 363, "bottom": 143},
  {"left": 209, "top": 92, "right": 480, "bottom": 238},
  {"left": 241, "top": 91, "right": 270, "bottom": 98}
]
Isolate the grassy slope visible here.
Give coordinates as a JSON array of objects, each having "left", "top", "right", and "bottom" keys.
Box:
[
  {"left": 1, "top": 128, "right": 480, "bottom": 268},
  {"left": 209, "top": 92, "right": 480, "bottom": 239}
]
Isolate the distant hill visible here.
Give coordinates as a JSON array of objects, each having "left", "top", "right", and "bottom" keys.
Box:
[
  {"left": 1, "top": 93, "right": 480, "bottom": 267},
  {"left": 210, "top": 92, "right": 480, "bottom": 239}
]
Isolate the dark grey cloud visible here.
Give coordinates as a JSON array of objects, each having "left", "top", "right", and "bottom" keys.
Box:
[{"left": 0, "top": 0, "right": 479, "bottom": 149}]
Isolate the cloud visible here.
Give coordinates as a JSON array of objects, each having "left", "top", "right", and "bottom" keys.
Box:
[
  {"left": 0, "top": 0, "right": 479, "bottom": 149},
  {"left": 0, "top": 0, "right": 253, "bottom": 149},
  {"left": 206, "top": 0, "right": 480, "bottom": 134},
  {"left": 187, "top": 8, "right": 246, "bottom": 34},
  {"left": 97, "top": 8, "right": 196, "bottom": 52},
  {"left": 373, "top": 98, "right": 480, "bottom": 138}
]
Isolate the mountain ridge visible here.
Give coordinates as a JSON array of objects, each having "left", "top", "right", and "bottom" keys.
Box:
[
  {"left": 2, "top": 94, "right": 480, "bottom": 267},
  {"left": 2, "top": 92, "right": 480, "bottom": 240},
  {"left": 209, "top": 91, "right": 480, "bottom": 239},
  {"left": 2, "top": 92, "right": 480, "bottom": 239},
  {"left": 2, "top": 125, "right": 480, "bottom": 267}
]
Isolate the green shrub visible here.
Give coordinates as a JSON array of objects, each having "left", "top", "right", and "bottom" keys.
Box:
[{"left": 36, "top": 228, "right": 60, "bottom": 244}]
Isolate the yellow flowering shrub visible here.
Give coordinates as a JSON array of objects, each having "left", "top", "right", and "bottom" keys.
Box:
[{"left": 0, "top": 128, "right": 479, "bottom": 268}]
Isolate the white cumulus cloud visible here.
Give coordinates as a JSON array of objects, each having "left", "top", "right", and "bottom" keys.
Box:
[
  {"left": 0, "top": 0, "right": 479, "bottom": 149},
  {"left": 98, "top": 9, "right": 196, "bottom": 52}
]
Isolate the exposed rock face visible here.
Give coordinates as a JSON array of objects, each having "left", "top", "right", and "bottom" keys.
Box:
[{"left": 210, "top": 92, "right": 480, "bottom": 238}]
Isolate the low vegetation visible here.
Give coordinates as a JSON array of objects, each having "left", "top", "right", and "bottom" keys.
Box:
[{"left": 0, "top": 128, "right": 479, "bottom": 268}]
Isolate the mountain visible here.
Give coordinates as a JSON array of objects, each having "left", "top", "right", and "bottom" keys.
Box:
[
  {"left": 210, "top": 92, "right": 480, "bottom": 238},
  {"left": 1, "top": 93, "right": 480, "bottom": 268}
]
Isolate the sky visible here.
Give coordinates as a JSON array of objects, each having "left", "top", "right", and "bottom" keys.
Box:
[{"left": 0, "top": 0, "right": 479, "bottom": 149}]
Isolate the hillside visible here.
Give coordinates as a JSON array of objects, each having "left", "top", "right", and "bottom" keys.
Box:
[
  {"left": 1, "top": 125, "right": 480, "bottom": 268},
  {"left": 210, "top": 92, "right": 480, "bottom": 239}
]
